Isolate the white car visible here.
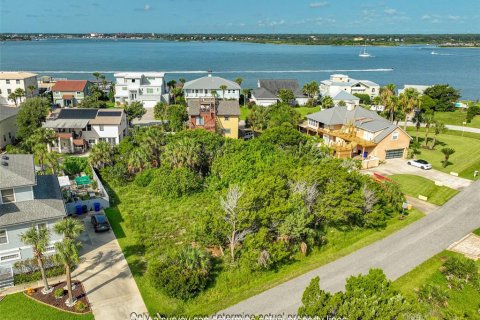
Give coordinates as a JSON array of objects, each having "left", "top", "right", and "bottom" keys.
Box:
[{"left": 407, "top": 159, "right": 432, "bottom": 170}]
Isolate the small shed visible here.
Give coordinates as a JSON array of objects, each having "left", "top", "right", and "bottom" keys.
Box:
[{"left": 58, "top": 176, "right": 71, "bottom": 188}]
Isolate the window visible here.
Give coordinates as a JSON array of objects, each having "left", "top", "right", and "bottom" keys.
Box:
[
  {"left": 7, "top": 89, "right": 11, "bottom": 94},
  {"left": 372, "top": 88, "right": 376, "bottom": 92},
  {"left": 86, "top": 124, "right": 92, "bottom": 131},
  {"left": 16, "top": 80, "right": 20, "bottom": 84},
  {"left": 1, "top": 189, "right": 15, "bottom": 203},
  {"left": 146, "top": 88, "right": 154, "bottom": 94},
  {"left": 0, "top": 230, "right": 7, "bottom": 244},
  {"left": 131, "top": 79, "right": 136, "bottom": 83},
  {"left": 122, "top": 86, "right": 127, "bottom": 91},
  {"left": 0, "top": 252, "right": 20, "bottom": 262},
  {"left": 45, "top": 245, "right": 55, "bottom": 254},
  {"left": 76, "top": 91, "right": 81, "bottom": 94},
  {"left": 99, "top": 125, "right": 104, "bottom": 131},
  {"left": 392, "top": 131, "right": 399, "bottom": 141},
  {"left": 88, "top": 139, "right": 96, "bottom": 144},
  {"left": 224, "top": 116, "right": 230, "bottom": 121},
  {"left": 223, "top": 128, "right": 231, "bottom": 134},
  {"left": 0, "top": 89, "right": 2, "bottom": 94},
  {"left": 195, "top": 116, "right": 204, "bottom": 126},
  {"left": 6, "top": 80, "right": 10, "bottom": 84}
]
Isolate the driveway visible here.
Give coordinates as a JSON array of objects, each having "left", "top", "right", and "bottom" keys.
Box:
[
  {"left": 75, "top": 214, "right": 147, "bottom": 320},
  {"left": 364, "top": 159, "right": 472, "bottom": 190},
  {"left": 220, "top": 180, "right": 480, "bottom": 315}
]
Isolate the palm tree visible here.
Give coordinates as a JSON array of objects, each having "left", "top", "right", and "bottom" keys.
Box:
[
  {"left": 219, "top": 85, "right": 228, "bottom": 100},
  {"left": 234, "top": 77, "right": 243, "bottom": 86},
  {"left": 8, "top": 92, "right": 18, "bottom": 106},
  {"left": 167, "top": 80, "right": 177, "bottom": 90},
  {"left": 210, "top": 90, "right": 218, "bottom": 99},
  {"left": 171, "top": 87, "right": 182, "bottom": 104},
  {"left": 45, "top": 152, "right": 61, "bottom": 175},
  {"left": 321, "top": 96, "right": 334, "bottom": 109},
  {"left": 28, "top": 85, "right": 36, "bottom": 98},
  {"left": 431, "top": 121, "right": 446, "bottom": 149},
  {"left": 54, "top": 218, "right": 84, "bottom": 240},
  {"left": 92, "top": 72, "right": 101, "bottom": 82},
  {"left": 34, "top": 143, "right": 48, "bottom": 173},
  {"left": 380, "top": 84, "right": 396, "bottom": 122},
  {"left": 14, "top": 88, "right": 25, "bottom": 104},
  {"left": 128, "top": 147, "right": 151, "bottom": 173},
  {"left": 441, "top": 147, "right": 455, "bottom": 168},
  {"left": 179, "top": 78, "right": 186, "bottom": 85},
  {"left": 20, "top": 226, "right": 52, "bottom": 293},
  {"left": 241, "top": 88, "right": 251, "bottom": 107},
  {"left": 423, "top": 112, "right": 435, "bottom": 148},
  {"left": 412, "top": 110, "right": 424, "bottom": 144},
  {"left": 140, "top": 127, "right": 164, "bottom": 166},
  {"left": 54, "top": 238, "right": 81, "bottom": 306},
  {"left": 178, "top": 246, "right": 211, "bottom": 273},
  {"left": 163, "top": 138, "right": 201, "bottom": 171},
  {"left": 88, "top": 141, "right": 113, "bottom": 169}
]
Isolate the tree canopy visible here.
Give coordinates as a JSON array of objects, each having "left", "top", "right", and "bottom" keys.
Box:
[
  {"left": 16, "top": 97, "right": 50, "bottom": 139},
  {"left": 424, "top": 84, "right": 460, "bottom": 112}
]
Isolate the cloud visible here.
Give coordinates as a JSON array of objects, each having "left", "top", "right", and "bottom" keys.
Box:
[
  {"left": 258, "top": 19, "right": 285, "bottom": 27},
  {"left": 144, "top": 4, "right": 152, "bottom": 11},
  {"left": 384, "top": 8, "right": 397, "bottom": 15},
  {"left": 422, "top": 14, "right": 465, "bottom": 24},
  {"left": 309, "top": 1, "right": 329, "bottom": 8}
]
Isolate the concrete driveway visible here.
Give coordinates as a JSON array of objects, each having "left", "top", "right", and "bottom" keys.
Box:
[
  {"left": 364, "top": 159, "right": 472, "bottom": 190},
  {"left": 220, "top": 180, "right": 480, "bottom": 315},
  {"left": 75, "top": 214, "right": 147, "bottom": 320}
]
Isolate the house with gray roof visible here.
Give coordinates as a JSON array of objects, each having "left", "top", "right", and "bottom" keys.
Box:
[
  {"left": 251, "top": 79, "right": 309, "bottom": 106},
  {"left": 183, "top": 74, "right": 241, "bottom": 101},
  {"left": 0, "top": 106, "right": 19, "bottom": 149},
  {"left": 302, "top": 105, "right": 410, "bottom": 162},
  {"left": 332, "top": 91, "right": 360, "bottom": 109},
  {"left": 0, "top": 154, "right": 66, "bottom": 288},
  {"left": 320, "top": 74, "right": 380, "bottom": 100}
]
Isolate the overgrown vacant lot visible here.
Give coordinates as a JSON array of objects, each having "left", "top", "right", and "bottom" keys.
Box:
[
  {"left": 394, "top": 251, "right": 480, "bottom": 318},
  {"left": 407, "top": 128, "right": 480, "bottom": 179},
  {"left": 0, "top": 293, "right": 94, "bottom": 320},
  {"left": 389, "top": 174, "right": 458, "bottom": 205},
  {"left": 97, "top": 126, "right": 425, "bottom": 315}
]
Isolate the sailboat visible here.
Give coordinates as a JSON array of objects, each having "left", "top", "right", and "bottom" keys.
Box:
[{"left": 359, "top": 42, "right": 371, "bottom": 58}]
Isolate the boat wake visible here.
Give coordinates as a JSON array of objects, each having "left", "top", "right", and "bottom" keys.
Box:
[{"left": 30, "top": 68, "right": 394, "bottom": 74}]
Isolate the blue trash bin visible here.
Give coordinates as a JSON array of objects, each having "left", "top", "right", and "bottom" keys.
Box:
[
  {"left": 75, "top": 205, "right": 83, "bottom": 215},
  {"left": 94, "top": 202, "right": 101, "bottom": 212}
]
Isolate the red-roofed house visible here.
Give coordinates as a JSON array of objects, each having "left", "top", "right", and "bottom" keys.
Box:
[{"left": 52, "top": 80, "right": 92, "bottom": 107}]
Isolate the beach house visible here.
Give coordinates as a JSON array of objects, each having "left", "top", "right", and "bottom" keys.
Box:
[
  {"left": 300, "top": 105, "right": 410, "bottom": 165},
  {"left": 0, "top": 106, "right": 20, "bottom": 149},
  {"left": 183, "top": 75, "right": 241, "bottom": 101},
  {"left": 0, "top": 72, "right": 38, "bottom": 106},
  {"left": 114, "top": 72, "right": 169, "bottom": 108},
  {"left": 52, "top": 80, "right": 93, "bottom": 107},
  {"left": 320, "top": 74, "right": 380, "bottom": 100},
  {"left": 251, "top": 79, "right": 309, "bottom": 106},
  {"left": 0, "top": 154, "right": 66, "bottom": 288}
]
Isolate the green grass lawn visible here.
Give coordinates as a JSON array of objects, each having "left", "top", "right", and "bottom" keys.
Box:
[
  {"left": 389, "top": 174, "right": 459, "bottom": 206},
  {"left": 106, "top": 196, "right": 424, "bottom": 316},
  {"left": 393, "top": 250, "right": 480, "bottom": 318},
  {"left": 434, "top": 110, "right": 480, "bottom": 129},
  {"left": 0, "top": 293, "right": 94, "bottom": 320},
  {"left": 407, "top": 128, "right": 480, "bottom": 180}
]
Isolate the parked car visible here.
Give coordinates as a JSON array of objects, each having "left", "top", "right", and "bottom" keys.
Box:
[
  {"left": 407, "top": 159, "right": 432, "bottom": 170},
  {"left": 91, "top": 213, "right": 110, "bottom": 232}
]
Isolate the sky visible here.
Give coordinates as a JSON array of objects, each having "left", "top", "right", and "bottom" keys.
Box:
[{"left": 1, "top": 0, "right": 479, "bottom": 34}]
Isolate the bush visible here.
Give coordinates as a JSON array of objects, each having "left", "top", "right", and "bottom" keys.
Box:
[
  {"left": 75, "top": 301, "right": 88, "bottom": 312},
  {"left": 149, "top": 167, "right": 203, "bottom": 198},
  {"left": 134, "top": 168, "right": 155, "bottom": 187},
  {"left": 14, "top": 264, "right": 64, "bottom": 285},
  {"left": 147, "top": 247, "right": 212, "bottom": 300},
  {"left": 442, "top": 256, "right": 479, "bottom": 289},
  {"left": 54, "top": 288, "right": 65, "bottom": 298},
  {"left": 63, "top": 157, "right": 90, "bottom": 176}
]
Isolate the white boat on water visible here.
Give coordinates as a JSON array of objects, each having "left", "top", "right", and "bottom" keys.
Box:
[
  {"left": 359, "top": 43, "right": 371, "bottom": 58},
  {"left": 431, "top": 50, "right": 439, "bottom": 55}
]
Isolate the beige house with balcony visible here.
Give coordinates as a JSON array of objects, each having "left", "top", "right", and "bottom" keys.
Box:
[{"left": 300, "top": 105, "right": 411, "bottom": 165}]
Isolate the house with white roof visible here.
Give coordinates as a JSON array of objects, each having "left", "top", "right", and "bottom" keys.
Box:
[
  {"left": 300, "top": 104, "right": 410, "bottom": 163},
  {"left": 320, "top": 74, "right": 380, "bottom": 100},
  {"left": 0, "top": 72, "right": 38, "bottom": 106},
  {"left": 0, "top": 154, "right": 66, "bottom": 288},
  {"left": 251, "top": 79, "right": 309, "bottom": 106},
  {"left": 183, "top": 74, "right": 241, "bottom": 101},
  {"left": 114, "top": 72, "right": 169, "bottom": 108}
]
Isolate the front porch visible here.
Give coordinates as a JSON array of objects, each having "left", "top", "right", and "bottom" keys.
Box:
[{"left": 48, "top": 133, "right": 88, "bottom": 154}]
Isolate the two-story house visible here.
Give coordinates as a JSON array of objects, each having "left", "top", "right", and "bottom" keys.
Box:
[
  {"left": 114, "top": 72, "right": 169, "bottom": 108},
  {"left": 43, "top": 108, "right": 128, "bottom": 153},
  {"left": 0, "top": 72, "right": 38, "bottom": 105},
  {"left": 0, "top": 154, "right": 66, "bottom": 288},
  {"left": 320, "top": 74, "right": 380, "bottom": 100},
  {"left": 0, "top": 106, "right": 20, "bottom": 149},
  {"left": 52, "top": 80, "right": 92, "bottom": 107},
  {"left": 301, "top": 105, "right": 410, "bottom": 163},
  {"left": 183, "top": 75, "right": 241, "bottom": 101},
  {"left": 187, "top": 98, "right": 240, "bottom": 139},
  {"left": 251, "top": 79, "right": 309, "bottom": 106}
]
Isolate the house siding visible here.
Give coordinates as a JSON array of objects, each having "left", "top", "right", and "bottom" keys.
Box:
[
  {"left": 370, "top": 129, "right": 411, "bottom": 160},
  {"left": 217, "top": 116, "right": 239, "bottom": 139},
  {"left": 0, "top": 115, "right": 17, "bottom": 149}
]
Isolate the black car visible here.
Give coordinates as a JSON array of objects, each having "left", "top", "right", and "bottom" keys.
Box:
[{"left": 91, "top": 213, "right": 110, "bottom": 232}]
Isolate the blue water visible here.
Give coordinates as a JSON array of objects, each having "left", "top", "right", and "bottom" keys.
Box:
[{"left": 1, "top": 39, "right": 479, "bottom": 99}]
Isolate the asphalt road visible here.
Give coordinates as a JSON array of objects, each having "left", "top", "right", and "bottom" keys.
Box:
[{"left": 220, "top": 180, "right": 480, "bottom": 315}]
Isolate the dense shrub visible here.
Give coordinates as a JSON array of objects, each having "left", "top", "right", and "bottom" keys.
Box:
[
  {"left": 442, "top": 256, "right": 479, "bottom": 289},
  {"left": 149, "top": 167, "right": 203, "bottom": 198},
  {"left": 14, "top": 265, "right": 64, "bottom": 285},
  {"left": 63, "top": 157, "right": 91, "bottom": 176},
  {"left": 134, "top": 168, "right": 156, "bottom": 187},
  {"left": 148, "top": 247, "right": 212, "bottom": 300}
]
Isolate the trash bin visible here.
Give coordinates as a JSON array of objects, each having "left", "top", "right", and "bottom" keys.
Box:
[
  {"left": 94, "top": 202, "right": 101, "bottom": 212},
  {"left": 75, "top": 205, "right": 83, "bottom": 215}
]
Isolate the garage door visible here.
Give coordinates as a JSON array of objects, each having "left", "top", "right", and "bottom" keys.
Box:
[
  {"left": 385, "top": 149, "right": 404, "bottom": 159},
  {"left": 143, "top": 100, "right": 157, "bottom": 108}
]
